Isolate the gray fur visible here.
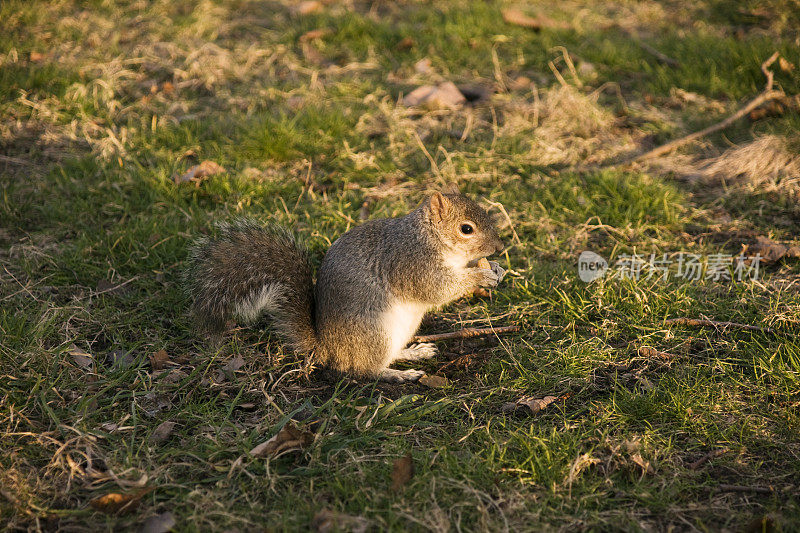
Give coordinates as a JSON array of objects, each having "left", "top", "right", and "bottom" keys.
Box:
[{"left": 186, "top": 193, "right": 505, "bottom": 381}]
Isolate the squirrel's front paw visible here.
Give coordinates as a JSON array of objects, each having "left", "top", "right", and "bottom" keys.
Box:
[
  {"left": 488, "top": 261, "right": 506, "bottom": 284},
  {"left": 473, "top": 266, "right": 501, "bottom": 289}
]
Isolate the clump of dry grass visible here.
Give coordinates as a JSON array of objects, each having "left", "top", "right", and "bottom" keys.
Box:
[
  {"left": 701, "top": 135, "right": 800, "bottom": 194},
  {"left": 502, "top": 84, "right": 635, "bottom": 166}
]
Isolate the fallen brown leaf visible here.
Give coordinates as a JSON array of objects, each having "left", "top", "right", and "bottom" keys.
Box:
[
  {"left": 402, "top": 82, "right": 466, "bottom": 109},
  {"left": 250, "top": 423, "right": 314, "bottom": 458},
  {"left": 509, "top": 75, "right": 532, "bottom": 90},
  {"left": 149, "top": 349, "right": 169, "bottom": 370},
  {"left": 89, "top": 487, "right": 153, "bottom": 515},
  {"left": 414, "top": 57, "right": 433, "bottom": 74},
  {"left": 502, "top": 395, "right": 558, "bottom": 415},
  {"left": 140, "top": 511, "right": 176, "bottom": 533},
  {"left": 150, "top": 421, "right": 176, "bottom": 444},
  {"left": 391, "top": 452, "right": 414, "bottom": 491},
  {"left": 108, "top": 348, "right": 135, "bottom": 368},
  {"left": 502, "top": 8, "right": 542, "bottom": 29},
  {"left": 630, "top": 453, "right": 654, "bottom": 475},
  {"left": 396, "top": 37, "right": 415, "bottom": 51},
  {"left": 779, "top": 57, "right": 795, "bottom": 73},
  {"left": 418, "top": 374, "right": 449, "bottom": 388},
  {"left": 29, "top": 51, "right": 45, "bottom": 62},
  {"left": 69, "top": 345, "right": 93, "bottom": 370},
  {"left": 300, "top": 28, "right": 332, "bottom": 42},
  {"left": 296, "top": 1, "right": 322, "bottom": 15},
  {"left": 173, "top": 160, "right": 225, "bottom": 186},
  {"left": 746, "top": 235, "right": 800, "bottom": 264}
]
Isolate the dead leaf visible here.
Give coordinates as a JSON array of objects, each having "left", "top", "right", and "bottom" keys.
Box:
[
  {"left": 502, "top": 8, "right": 571, "bottom": 30},
  {"left": 140, "top": 511, "right": 176, "bottom": 533},
  {"left": 89, "top": 487, "right": 153, "bottom": 515},
  {"left": 224, "top": 356, "right": 245, "bottom": 372},
  {"left": 748, "top": 100, "right": 787, "bottom": 121},
  {"left": 150, "top": 421, "right": 176, "bottom": 444},
  {"left": 630, "top": 453, "right": 654, "bottom": 475},
  {"left": 502, "top": 8, "right": 541, "bottom": 29},
  {"left": 296, "top": 1, "right": 322, "bottom": 15},
  {"left": 29, "top": 51, "right": 45, "bottom": 62},
  {"left": 418, "top": 374, "right": 449, "bottom": 388},
  {"left": 396, "top": 37, "right": 415, "bottom": 51},
  {"left": 149, "top": 349, "right": 169, "bottom": 370},
  {"left": 779, "top": 57, "right": 795, "bottom": 73},
  {"left": 391, "top": 452, "right": 414, "bottom": 491},
  {"left": 312, "top": 510, "right": 370, "bottom": 533},
  {"left": 746, "top": 235, "right": 800, "bottom": 264},
  {"left": 216, "top": 355, "right": 245, "bottom": 382},
  {"left": 69, "top": 345, "right": 93, "bottom": 370},
  {"left": 250, "top": 423, "right": 314, "bottom": 458},
  {"left": 402, "top": 82, "right": 466, "bottom": 109},
  {"left": 100, "top": 422, "right": 119, "bottom": 432},
  {"left": 300, "top": 28, "right": 332, "bottom": 42},
  {"left": 509, "top": 75, "right": 532, "bottom": 90},
  {"left": 502, "top": 395, "right": 558, "bottom": 415},
  {"left": 156, "top": 368, "right": 188, "bottom": 385},
  {"left": 414, "top": 57, "right": 433, "bottom": 74},
  {"left": 108, "top": 348, "right": 135, "bottom": 369},
  {"left": 173, "top": 160, "right": 225, "bottom": 186}
]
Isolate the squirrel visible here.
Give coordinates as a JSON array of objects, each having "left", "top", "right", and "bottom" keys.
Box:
[{"left": 185, "top": 192, "right": 506, "bottom": 383}]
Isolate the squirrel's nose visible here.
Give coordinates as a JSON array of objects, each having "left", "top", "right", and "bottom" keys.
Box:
[{"left": 494, "top": 240, "right": 505, "bottom": 254}]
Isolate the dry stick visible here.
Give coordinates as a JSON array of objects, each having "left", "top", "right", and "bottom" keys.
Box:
[
  {"left": 412, "top": 325, "right": 520, "bottom": 343},
  {"left": 0, "top": 154, "right": 30, "bottom": 165},
  {"left": 665, "top": 318, "right": 774, "bottom": 335},
  {"left": 628, "top": 52, "right": 785, "bottom": 163},
  {"left": 485, "top": 200, "right": 522, "bottom": 245},
  {"left": 689, "top": 448, "right": 729, "bottom": 470},
  {"left": 616, "top": 26, "right": 679, "bottom": 67},
  {"left": 631, "top": 36, "right": 679, "bottom": 67},
  {"left": 717, "top": 484, "right": 776, "bottom": 494}
]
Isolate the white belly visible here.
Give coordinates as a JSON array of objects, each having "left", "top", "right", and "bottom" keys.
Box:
[{"left": 382, "top": 300, "right": 428, "bottom": 360}]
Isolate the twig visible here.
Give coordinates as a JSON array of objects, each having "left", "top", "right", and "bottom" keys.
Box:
[
  {"left": 413, "top": 131, "right": 442, "bottom": 180},
  {"left": 412, "top": 325, "right": 519, "bottom": 343},
  {"left": 0, "top": 154, "right": 30, "bottom": 165},
  {"left": 665, "top": 318, "right": 774, "bottom": 334},
  {"left": 689, "top": 448, "right": 729, "bottom": 470},
  {"left": 629, "top": 53, "right": 785, "bottom": 162},
  {"left": 484, "top": 200, "right": 522, "bottom": 245},
  {"left": 717, "top": 484, "right": 776, "bottom": 494},
  {"left": 631, "top": 35, "right": 679, "bottom": 67}
]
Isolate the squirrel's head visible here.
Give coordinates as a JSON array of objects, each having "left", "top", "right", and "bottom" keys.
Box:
[{"left": 423, "top": 192, "right": 505, "bottom": 264}]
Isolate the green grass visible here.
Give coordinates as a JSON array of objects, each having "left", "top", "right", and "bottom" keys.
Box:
[{"left": 2, "top": 0, "right": 800, "bottom": 530}]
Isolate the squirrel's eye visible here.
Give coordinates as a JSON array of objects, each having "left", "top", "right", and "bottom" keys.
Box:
[{"left": 460, "top": 223, "right": 474, "bottom": 235}]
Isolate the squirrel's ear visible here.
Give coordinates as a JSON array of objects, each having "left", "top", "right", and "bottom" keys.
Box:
[
  {"left": 428, "top": 192, "right": 450, "bottom": 224},
  {"left": 442, "top": 182, "right": 459, "bottom": 195}
]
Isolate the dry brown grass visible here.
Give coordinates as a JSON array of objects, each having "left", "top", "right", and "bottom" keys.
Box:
[{"left": 701, "top": 135, "right": 800, "bottom": 196}]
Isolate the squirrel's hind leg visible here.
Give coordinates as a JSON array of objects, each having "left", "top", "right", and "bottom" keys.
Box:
[
  {"left": 394, "top": 342, "right": 437, "bottom": 361},
  {"left": 378, "top": 368, "right": 425, "bottom": 383}
]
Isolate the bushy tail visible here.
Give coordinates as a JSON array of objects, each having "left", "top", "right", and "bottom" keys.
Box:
[{"left": 185, "top": 219, "right": 317, "bottom": 353}]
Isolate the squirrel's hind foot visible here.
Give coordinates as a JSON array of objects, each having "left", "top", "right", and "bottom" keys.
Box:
[
  {"left": 378, "top": 368, "right": 426, "bottom": 383},
  {"left": 396, "top": 343, "right": 438, "bottom": 361}
]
